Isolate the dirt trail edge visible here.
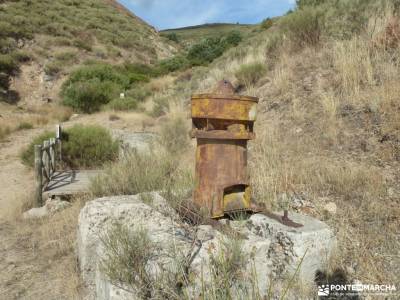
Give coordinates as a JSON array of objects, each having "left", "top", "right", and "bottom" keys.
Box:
[
  {"left": 0, "top": 129, "right": 43, "bottom": 219},
  {"left": 0, "top": 128, "right": 80, "bottom": 300}
]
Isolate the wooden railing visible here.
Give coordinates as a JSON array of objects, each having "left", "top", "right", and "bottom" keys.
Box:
[{"left": 34, "top": 125, "right": 62, "bottom": 206}]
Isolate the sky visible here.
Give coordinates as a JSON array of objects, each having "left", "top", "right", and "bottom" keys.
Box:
[{"left": 118, "top": 0, "right": 296, "bottom": 30}]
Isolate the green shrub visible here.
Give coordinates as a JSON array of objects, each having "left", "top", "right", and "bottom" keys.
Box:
[
  {"left": 293, "top": 0, "right": 380, "bottom": 40},
  {"left": 0, "top": 72, "right": 10, "bottom": 92},
  {"left": 261, "top": 18, "right": 274, "bottom": 30},
  {"left": 0, "top": 54, "right": 18, "bottom": 74},
  {"left": 119, "top": 62, "right": 154, "bottom": 80},
  {"left": 61, "top": 62, "right": 152, "bottom": 113},
  {"left": 157, "top": 56, "right": 189, "bottom": 74},
  {"left": 12, "top": 51, "right": 31, "bottom": 62},
  {"left": 65, "top": 64, "right": 129, "bottom": 86},
  {"left": 21, "top": 125, "right": 119, "bottom": 168},
  {"left": 235, "top": 62, "right": 267, "bottom": 88},
  {"left": 52, "top": 37, "right": 72, "bottom": 46},
  {"left": 20, "top": 131, "right": 55, "bottom": 166},
  {"left": 17, "top": 122, "right": 33, "bottom": 130},
  {"left": 62, "top": 79, "right": 120, "bottom": 113},
  {"left": 61, "top": 64, "right": 131, "bottom": 113},
  {"left": 54, "top": 51, "right": 77, "bottom": 63},
  {"left": 187, "top": 32, "right": 242, "bottom": 66},
  {"left": 187, "top": 37, "right": 227, "bottom": 66},
  {"left": 126, "top": 86, "right": 151, "bottom": 101},
  {"left": 61, "top": 125, "right": 119, "bottom": 168},
  {"left": 105, "top": 97, "right": 138, "bottom": 111},
  {"left": 0, "top": 37, "right": 17, "bottom": 53},
  {"left": 162, "top": 32, "right": 179, "bottom": 43},
  {"left": 44, "top": 61, "right": 64, "bottom": 76},
  {"left": 73, "top": 38, "right": 92, "bottom": 51},
  {"left": 100, "top": 224, "right": 156, "bottom": 298},
  {"left": 225, "top": 31, "right": 242, "bottom": 46},
  {"left": 280, "top": 7, "right": 323, "bottom": 48}
]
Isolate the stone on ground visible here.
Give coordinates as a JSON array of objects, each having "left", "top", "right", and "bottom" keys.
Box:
[
  {"left": 112, "top": 130, "right": 157, "bottom": 156},
  {"left": 323, "top": 202, "right": 337, "bottom": 215},
  {"left": 23, "top": 198, "right": 71, "bottom": 219},
  {"left": 77, "top": 193, "right": 336, "bottom": 299}
]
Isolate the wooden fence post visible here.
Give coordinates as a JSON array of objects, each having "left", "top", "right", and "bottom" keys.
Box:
[
  {"left": 43, "top": 140, "right": 50, "bottom": 181},
  {"left": 50, "top": 138, "right": 56, "bottom": 175},
  {"left": 34, "top": 145, "right": 43, "bottom": 207},
  {"left": 56, "top": 124, "right": 62, "bottom": 163}
]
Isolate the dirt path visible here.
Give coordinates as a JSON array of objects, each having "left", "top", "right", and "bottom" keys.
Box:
[
  {"left": 0, "top": 128, "right": 45, "bottom": 219},
  {"left": 0, "top": 127, "right": 82, "bottom": 299}
]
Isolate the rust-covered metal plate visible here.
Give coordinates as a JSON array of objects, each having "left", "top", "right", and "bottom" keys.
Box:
[
  {"left": 191, "top": 129, "right": 255, "bottom": 140},
  {"left": 191, "top": 97, "right": 258, "bottom": 121}
]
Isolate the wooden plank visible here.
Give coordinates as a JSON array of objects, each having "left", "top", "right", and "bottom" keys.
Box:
[
  {"left": 34, "top": 145, "right": 43, "bottom": 207},
  {"left": 49, "top": 138, "right": 56, "bottom": 175},
  {"left": 43, "top": 170, "right": 101, "bottom": 198}
]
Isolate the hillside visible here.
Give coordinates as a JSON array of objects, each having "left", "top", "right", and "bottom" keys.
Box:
[
  {"left": 161, "top": 23, "right": 257, "bottom": 46},
  {"left": 143, "top": 0, "right": 400, "bottom": 291},
  {"left": 0, "top": 0, "right": 176, "bottom": 139},
  {"left": 0, "top": 0, "right": 175, "bottom": 101}
]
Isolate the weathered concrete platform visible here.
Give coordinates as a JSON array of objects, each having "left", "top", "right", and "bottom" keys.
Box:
[
  {"left": 78, "top": 193, "right": 337, "bottom": 300},
  {"left": 43, "top": 170, "right": 100, "bottom": 198}
]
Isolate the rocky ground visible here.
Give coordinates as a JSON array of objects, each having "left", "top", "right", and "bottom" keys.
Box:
[{"left": 78, "top": 193, "right": 336, "bottom": 299}]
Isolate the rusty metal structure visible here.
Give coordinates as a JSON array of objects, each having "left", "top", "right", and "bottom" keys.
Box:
[
  {"left": 191, "top": 80, "right": 260, "bottom": 218},
  {"left": 189, "top": 80, "right": 303, "bottom": 227}
]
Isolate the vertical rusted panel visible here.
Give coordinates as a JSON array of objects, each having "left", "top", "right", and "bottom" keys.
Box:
[{"left": 191, "top": 80, "right": 259, "bottom": 218}]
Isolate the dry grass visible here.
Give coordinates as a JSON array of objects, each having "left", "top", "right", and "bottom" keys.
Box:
[
  {"left": 254, "top": 24, "right": 398, "bottom": 291},
  {"left": 0, "top": 125, "right": 11, "bottom": 141},
  {"left": 90, "top": 114, "right": 193, "bottom": 208},
  {"left": 176, "top": 5, "right": 400, "bottom": 288},
  {"left": 332, "top": 37, "right": 375, "bottom": 102},
  {"left": 271, "top": 53, "right": 294, "bottom": 94},
  {"left": 250, "top": 130, "right": 398, "bottom": 286},
  {"left": 0, "top": 104, "right": 73, "bottom": 141},
  {"left": 147, "top": 75, "right": 176, "bottom": 93},
  {"left": 0, "top": 198, "right": 84, "bottom": 299}
]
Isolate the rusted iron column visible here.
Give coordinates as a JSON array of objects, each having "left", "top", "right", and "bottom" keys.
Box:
[{"left": 191, "top": 80, "right": 260, "bottom": 218}]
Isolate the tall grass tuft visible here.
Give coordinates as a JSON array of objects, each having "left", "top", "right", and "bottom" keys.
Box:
[
  {"left": 100, "top": 224, "right": 156, "bottom": 298},
  {"left": 235, "top": 62, "right": 267, "bottom": 89}
]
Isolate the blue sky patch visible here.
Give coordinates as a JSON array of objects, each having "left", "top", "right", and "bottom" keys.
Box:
[{"left": 118, "top": 0, "right": 296, "bottom": 30}]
